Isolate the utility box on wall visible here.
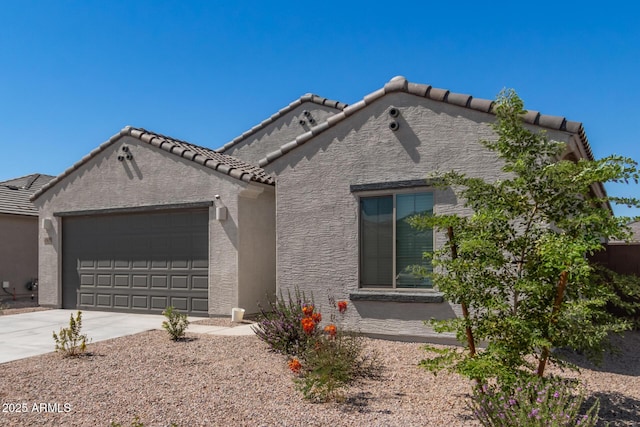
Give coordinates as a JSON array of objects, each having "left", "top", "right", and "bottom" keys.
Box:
[{"left": 216, "top": 206, "right": 227, "bottom": 221}]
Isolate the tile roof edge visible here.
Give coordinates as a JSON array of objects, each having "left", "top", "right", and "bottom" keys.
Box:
[
  {"left": 31, "top": 127, "right": 133, "bottom": 202},
  {"left": 0, "top": 173, "right": 55, "bottom": 188},
  {"left": 126, "top": 127, "right": 274, "bottom": 185},
  {"left": 257, "top": 76, "right": 597, "bottom": 168},
  {"left": 215, "top": 93, "right": 348, "bottom": 154},
  {"left": 31, "top": 126, "right": 274, "bottom": 202}
]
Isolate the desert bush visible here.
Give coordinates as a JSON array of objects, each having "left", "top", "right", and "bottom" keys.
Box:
[
  {"left": 592, "top": 266, "right": 640, "bottom": 329},
  {"left": 294, "top": 328, "right": 380, "bottom": 402},
  {"left": 52, "top": 311, "right": 89, "bottom": 357},
  {"left": 289, "top": 296, "right": 380, "bottom": 402},
  {"left": 253, "top": 288, "right": 318, "bottom": 356},
  {"left": 162, "top": 306, "right": 189, "bottom": 341},
  {"left": 470, "top": 375, "right": 600, "bottom": 427},
  {"left": 110, "top": 416, "right": 178, "bottom": 427}
]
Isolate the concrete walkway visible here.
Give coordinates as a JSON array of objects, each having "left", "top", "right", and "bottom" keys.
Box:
[{"left": 0, "top": 309, "right": 255, "bottom": 364}]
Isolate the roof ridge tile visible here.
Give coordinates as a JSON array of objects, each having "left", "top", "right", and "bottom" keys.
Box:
[
  {"left": 216, "top": 93, "right": 347, "bottom": 153},
  {"left": 257, "top": 76, "right": 597, "bottom": 168},
  {"left": 31, "top": 126, "right": 274, "bottom": 201}
]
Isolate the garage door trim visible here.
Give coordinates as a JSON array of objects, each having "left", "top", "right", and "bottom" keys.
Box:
[{"left": 54, "top": 201, "right": 213, "bottom": 217}]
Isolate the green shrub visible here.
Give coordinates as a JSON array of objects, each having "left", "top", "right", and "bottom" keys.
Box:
[
  {"left": 52, "top": 311, "right": 89, "bottom": 357},
  {"left": 256, "top": 289, "right": 381, "bottom": 402},
  {"left": 162, "top": 306, "right": 189, "bottom": 341},
  {"left": 110, "top": 416, "right": 177, "bottom": 427},
  {"left": 294, "top": 329, "right": 380, "bottom": 402},
  {"left": 252, "top": 288, "right": 318, "bottom": 356},
  {"left": 470, "top": 376, "right": 601, "bottom": 427},
  {"left": 110, "top": 416, "right": 144, "bottom": 427},
  {"left": 592, "top": 266, "right": 640, "bottom": 329}
]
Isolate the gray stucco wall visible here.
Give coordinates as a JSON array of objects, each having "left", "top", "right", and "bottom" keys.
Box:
[
  {"left": 33, "top": 136, "right": 275, "bottom": 316},
  {"left": 0, "top": 214, "right": 38, "bottom": 299},
  {"left": 223, "top": 104, "right": 340, "bottom": 165},
  {"left": 264, "top": 91, "right": 573, "bottom": 341},
  {"left": 237, "top": 187, "right": 276, "bottom": 314}
]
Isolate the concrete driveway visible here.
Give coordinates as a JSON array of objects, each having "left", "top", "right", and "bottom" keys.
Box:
[
  {"left": 0, "top": 309, "right": 167, "bottom": 364},
  {"left": 0, "top": 309, "right": 256, "bottom": 364}
]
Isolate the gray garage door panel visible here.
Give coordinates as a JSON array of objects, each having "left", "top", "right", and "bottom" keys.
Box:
[{"left": 62, "top": 209, "right": 209, "bottom": 316}]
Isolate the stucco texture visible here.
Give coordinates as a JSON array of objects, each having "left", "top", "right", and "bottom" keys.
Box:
[
  {"left": 0, "top": 214, "right": 38, "bottom": 299},
  {"left": 224, "top": 104, "right": 340, "bottom": 165},
  {"left": 34, "top": 136, "right": 275, "bottom": 316},
  {"left": 265, "top": 91, "right": 573, "bottom": 340}
]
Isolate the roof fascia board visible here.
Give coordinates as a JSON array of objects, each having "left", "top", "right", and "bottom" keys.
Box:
[
  {"left": 32, "top": 127, "right": 274, "bottom": 202},
  {"left": 215, "top": 93, "right": 347, "bottom": 154},
  {"left": 257, "top": 76, "right": 597, "bottom": 169},
  {"left": 53, "top": 201, "right": 214, "bottom": 217}
]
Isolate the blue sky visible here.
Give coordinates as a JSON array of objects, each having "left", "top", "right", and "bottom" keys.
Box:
[{"left": 1, "top": 1, "right": 638, "bottom": 217}]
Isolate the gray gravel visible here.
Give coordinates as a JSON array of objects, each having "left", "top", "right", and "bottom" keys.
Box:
[{"left": 1, "top": 317, "right": 639, "bottom": 426}]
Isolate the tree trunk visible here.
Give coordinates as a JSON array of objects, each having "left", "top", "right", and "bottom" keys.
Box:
[
  {"left": 448, "top": 226, "right": 476, "bottom": 357},
  {"left": 536, "top": 270, "right": 569, "bottom": 377}
]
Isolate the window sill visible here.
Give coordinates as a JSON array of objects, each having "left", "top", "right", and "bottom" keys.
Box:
[{"left": 349, "top": 290, "right": 444, "bottom": 303}]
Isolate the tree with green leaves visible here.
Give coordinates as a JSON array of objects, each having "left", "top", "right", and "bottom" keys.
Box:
[{"left": 410, "top": 89, "right": 640, "bottom": 384}]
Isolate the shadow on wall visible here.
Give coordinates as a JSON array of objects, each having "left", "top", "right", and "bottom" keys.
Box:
[
  {"left": 390, "top": 113, "right": 421, "bottom": 163},
  {"left": 351, "top": 300, "right": 457, "bottom": 321},
  {"left": 120, "top": 153, "right": 143, "bottom": 180}
]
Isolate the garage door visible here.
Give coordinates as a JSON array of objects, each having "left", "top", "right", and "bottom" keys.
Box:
[{"left": 62, "top": 209, "right": 209, "bottom": 316}]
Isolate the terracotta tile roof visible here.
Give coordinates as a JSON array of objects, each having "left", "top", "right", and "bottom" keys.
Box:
[
  {"left": 258, "top": 76, "right": 596, "bottom": 167},
  {"left": 0, "top": 174, "right": 55, "bottom": 216},
  {"left": 216, "top": 93, "right": 347, "bottom": 154},
  {"left": 31, "top": 127, "right": 274, "bottom": 202}
]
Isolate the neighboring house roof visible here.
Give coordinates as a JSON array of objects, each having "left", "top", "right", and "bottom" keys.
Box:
[
  {"left": 0, "top": 174, "right": 55, "bottom": 216},
  {"left": 609, "top": 220, "right": 640, "bottom": 244},
  {"left": 215, "top": 93, "right": 347, "bottom": 154},
  {"left": 32, "top": 126, "right": 275, "bottom": 202},
  {"left": 257, "top": 76, "right": 596, "bottom": 167}
]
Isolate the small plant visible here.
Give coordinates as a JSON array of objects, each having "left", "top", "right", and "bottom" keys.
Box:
[
  {"left": 470, "top": 376, "right": 601, "bottom": 427},
  {"left": 110, "top": 416, "right": 178, "bottom": 427},
  {"left": 592, "top": 265, "right": 640, "bottom": 329},
  {"left": 253, "top": 288, "right": 318, "bottom": 356},
  {"left": 52, "top": 311, "right": 89, "bottom": 357},
  {"left": 162, "top": 306, "right": 189, "bottom": 340},
  {"left": 110, "top": 416, "right": 145, "bottom": 427},
  {"left": 293, "top": 296, "right": 380, "bottom": 402},
  {"left": 294, "top": 328, "right": 379, "bottom": 402},
  {"left": 256, "top": 290, "right": 380, "bottom": 402}
]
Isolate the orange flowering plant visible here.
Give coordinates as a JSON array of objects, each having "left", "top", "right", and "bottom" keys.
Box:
[
  {"left": 302, "top": 304, "right": 314, "bottom": 317},
  {"left": 337, "top": 301, "right": 348, "bottom": 314},
  {"left": 288, "top": 358, "right": 302, "bottom": 374},
  {"left": 292, "top": 294, "right": 381, "bottom": 402},
  {"left": 323, "top": 324, "right": 337, "bottom": 338},
  {"left": 253, "top": 288, "right": 318, "bottom": 356},
  {"left": 255, "top": 288, "right": 380, "bottom": 402}
]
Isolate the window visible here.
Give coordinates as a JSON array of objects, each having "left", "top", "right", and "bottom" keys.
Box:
[{"left": 359, "top": 192, "right": 433, "bottom": 289}]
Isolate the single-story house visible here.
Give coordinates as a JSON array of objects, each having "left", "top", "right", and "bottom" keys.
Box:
[
  {"left": 0, "top": 174, "right": 54, "bottom": 300},
  {"left": 32, "top": 76, "right": 601, "bottom": 340}
]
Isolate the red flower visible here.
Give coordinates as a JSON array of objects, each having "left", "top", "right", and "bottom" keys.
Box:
[
  {"left": 288, "top": 358, "right": 302, "bottom": 374},
  {"left": 324, "top": 324, "right": 337, "bottom": 337},
  {"left": 302, "top": 305, "right": 314, "bottom": 317},
  {"left": 301, "top": 317, "right": 316, "bottom": 335},
  {"left": 311, "top": 312, "right": 322, "bottom": 324},
  {"left": 337, "top": 301, "right": 348, "bottom": 314}
]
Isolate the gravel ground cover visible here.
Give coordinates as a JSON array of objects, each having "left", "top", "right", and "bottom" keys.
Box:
[{"left": 1, "top": 308, "right": 639, "bottom": 426}]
